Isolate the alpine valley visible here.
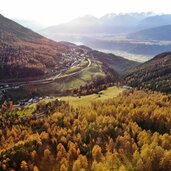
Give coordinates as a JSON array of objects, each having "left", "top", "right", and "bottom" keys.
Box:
[{"left": 0, "top": 9, "right": 171, "bottom": 171}]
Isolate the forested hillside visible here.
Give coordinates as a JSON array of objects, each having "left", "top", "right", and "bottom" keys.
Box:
[
  {"left": 125, "top": 52, "right": 171, "bottom": 93},
  {"left": 0, "top": 14, "right": 70, "bottom": 79},
  {"left": 0, "top": 90, "right": 171, "bottom": 171},
  {"left": 89, "top": 50, "right": 139, "bottom": 74}
]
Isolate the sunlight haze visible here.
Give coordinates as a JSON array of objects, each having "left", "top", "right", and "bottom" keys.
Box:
[{"left": 0, "top": 0, "right": 170, "bottom": 27}]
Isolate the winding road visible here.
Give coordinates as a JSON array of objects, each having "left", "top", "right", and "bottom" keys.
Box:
[{"left": 0, "top": 58, "right": 91, "bottom": 89}]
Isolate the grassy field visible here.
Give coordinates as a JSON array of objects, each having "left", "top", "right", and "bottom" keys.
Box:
[
  {"left": 64, "top": 58, "right": 89, "bottom": 75},
  {"left": 15, "top": 106, "right": 35, "bottom": 116},
  {"left": 60, "top": 86, "right": 125, "bottom": 107},
  {"left": 63, "top": 60, "right": 106, "bottom": 89},
  {"left": 9, "top": 104, "right": 36, "bottom": 116},
  {"left": 11, "top": 86, "right": 125, "bottom": 116},
  {"left": 12, "top": 98, "right": 57, "bottom": 116}
]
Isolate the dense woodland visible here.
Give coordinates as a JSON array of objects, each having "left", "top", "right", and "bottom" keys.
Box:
[
  {"left": 0, "top": 90, "right": 171, "bottom": 171},
  {"left": 125, "top": 52, "right": 171, "bottom": 93},
  {"left": 0, "top": 14, "right": 71, "bottom": 79},
  {"left": 0, "top": 40, "right": 67, "bottom": 79}
]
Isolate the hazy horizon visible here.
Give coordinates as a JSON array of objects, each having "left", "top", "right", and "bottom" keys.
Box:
[{"left": 1, "top": 0, "right": 171, "bottom": 28}]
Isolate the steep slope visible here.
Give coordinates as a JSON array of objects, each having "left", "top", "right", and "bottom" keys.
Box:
[
  {"left": 13, "top": 19, "right": 44, "bottom": 31},
  {"left": 125, "top": 52, "right": 171, "bottom": 93},
  {"left": 88, "top": 50, "right": 140, "bottom": 74},
  {"left": 0, "top": 14, "right": 70, "bottom": 80},
  {"left": 128, "top": 25, "right": 171, "bottom": 41}
]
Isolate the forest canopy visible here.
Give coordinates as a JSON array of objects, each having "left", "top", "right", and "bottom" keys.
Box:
[{"left": 0, "top": 90, "right": 171, "bottom": 171}]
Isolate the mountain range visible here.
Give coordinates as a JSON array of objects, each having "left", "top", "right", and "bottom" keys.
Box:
[
  {"left": 128, "top": 25, "right": 171, "bottom": 41},
  {"left": 39, "top": 13, "right": 154, "bottom": 36},
  {"left": 0, "top": 14, "right": 137, "bottom": 80},
  {"left": 40, "top": 13, "right": 171, "bottom": 37},
  {"left": 38, "top": 13, "right": 171, "bottom": 58},
  {"left": 0, "top": 14, "right": 170, "bottom": 94},
  {"left": 138, "top": 14, "right": 171, "bottom": 30}
]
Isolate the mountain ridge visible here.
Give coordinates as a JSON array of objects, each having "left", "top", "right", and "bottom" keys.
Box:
[
  {"left": 39, "top": 13, "right": 153, "bottom": 36},
  {"left": 125, "top": 52, "right": 171, "bottom": 93},
  {"left": 128, "top": 25, "right": 171, "bottom": 41}
]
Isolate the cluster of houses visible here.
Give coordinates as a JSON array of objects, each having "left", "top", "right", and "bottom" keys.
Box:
[
  {"left": 0, "top": 84, "right": 20, "bottom": 101},
  {"left": 0, "top": 48, "right": 88, "bottom": 107},
  {"left": 14, "top": 96, "right": 54, "bottom": 107},
  {"left": 0, "top": 84, "right": 54, "bottom": 108}
]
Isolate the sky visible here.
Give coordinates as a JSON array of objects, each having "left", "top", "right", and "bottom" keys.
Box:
[{"left": 0, "top": 0, "right": 171, "bottom": 27}]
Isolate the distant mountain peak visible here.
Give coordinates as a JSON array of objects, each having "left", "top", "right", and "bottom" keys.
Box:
[{"left": 71, "top": 15, "right": 99, "bottom": 24}]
